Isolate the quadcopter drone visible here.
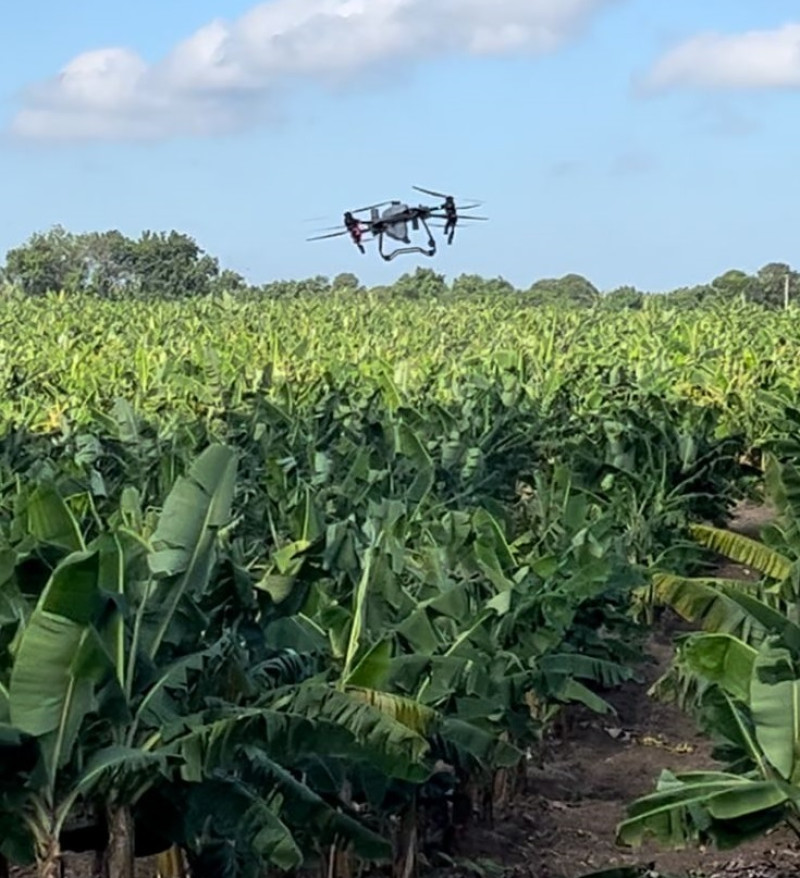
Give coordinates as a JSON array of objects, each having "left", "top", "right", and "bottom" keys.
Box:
[{"left": 306, "top": 186, "right": 488, "bottom": 261}]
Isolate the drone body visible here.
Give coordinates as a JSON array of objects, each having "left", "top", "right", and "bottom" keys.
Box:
[{"left": 307, "top": 186, "right": 487, "bottom": 261}]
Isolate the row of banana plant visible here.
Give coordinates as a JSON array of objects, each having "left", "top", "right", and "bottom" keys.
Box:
[
  {"left": 0, "top": 291, "right": 798, "bottom": 451},
  {"left": 0, "top": 348, "right": 753, "bottom": 876},
  {"left": 617, "top": 412, "right": 800, "bottom": 853}
]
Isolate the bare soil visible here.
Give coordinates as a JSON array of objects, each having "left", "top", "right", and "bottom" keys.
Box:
[{"left": 13, "top": 503, "right": 794, "bottom": 878}]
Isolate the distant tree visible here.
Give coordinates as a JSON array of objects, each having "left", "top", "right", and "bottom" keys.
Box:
[
  {"left": 391, "top": 267, "right": 447, "bottom": 299},
  {"left": 485, "top": 276, "right": 516, "bottom": 296},
  {"left": 524, "top": 273, "right": 599, "bottom": 307},
  {"left": 80, "top": 230, "right": 137, "bottom": 298},
  {"left": 258, "top": 280, "right": 302, "bottom": 298},
  {"left": 4, "top": 226, "right": 86, "bottom": 295},
  {"left": 212, "top": 269, "right": 248, "bottom": 294},
  {"left": 300, "top": 275, "right": 332, "bottom": 295},
  {"left": 450, "top": 273, "right": 483, "bottom": 297},
  {"left": 451, "top": 273, "right": 516, "bottom": 297},
  {"left": 332, "top": 272, "right": 361, "bottom": 292},
  {"left": 3, "top": 226, "right": 252, "bottom": 300},
  {"left": 753, "top": 262, "right": 800, "bottom": 308},
  {"left": 129, "top": 230, "right": 220, "bottom": 299},
  {"left": 710, "top": 269, "right": 754, "bottom": 305},
  {"left": 661, "top": 284, "right": 715, "bottom": 309},
  {"left": 600, "top": 286, "right": 644, "bottom": 310}
]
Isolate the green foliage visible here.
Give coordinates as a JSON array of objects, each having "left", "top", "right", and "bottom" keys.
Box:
[
  {"left": 391, "top": 266, "right": 448, "bottom": 299},
  {"left": 332, "top": 272, "right": 361, "bottom": 292},
  {"left": 1, "top": 260, "right": 798, "bottom": 874},
  {"left": 3, "top": 226, "right": 223, "bottom": 299},
  {"left": 123, "top": 230, "right": 220, "bottom": 298},
  {"left": 524, "top": 273, "right": 599, "bottom": 307},
  {"left": 599, "top": 286, "right": 643, "bottom": 310},
  {"left": 711, "top": 269, "right": 754, "bottom": 304},
  {"left": 650, "top": 283, "right": 715, "bottom": 309},
  {"left": 0, "top": 308, "right": 753, "bottom": 871},
  {"left": 754, "top": 262, "right": 799, "bottom": 308},
  {"left": 5, "top": 226, "right": 87, "bottom": 297},
  {"left": 450, "top": 273, "right": 515, "bottom": 298}
]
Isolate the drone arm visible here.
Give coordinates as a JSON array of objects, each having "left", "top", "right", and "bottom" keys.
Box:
[{"left": 416, "top": 215, "right": 437, "bottom": 250}]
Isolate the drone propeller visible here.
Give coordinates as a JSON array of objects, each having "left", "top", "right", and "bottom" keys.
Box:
[
  {"left": 413, "top": 185, "right": 449, "bottom": 200},
  {"left": 412, "top": 186, "right": 483, "bottom": 207},
  {"left": 416, "top": 202, "right": 482, "bottom": 213},
  {"left": 428, "top": 213, "right": 489, "bottom": 221},
  {"left": 309, "top": 224, "right": 349, "bottom": 233},
  {"left": 306, "top": 230, "right": 350, "bottom": 242},
  {"left": 351, "top": 201, "right": 395, "bottom": 214},
  {"left": 306, "top": 229, "right": 375, "bottom": 243}
]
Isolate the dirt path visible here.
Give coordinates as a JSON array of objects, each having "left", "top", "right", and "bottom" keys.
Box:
[{"left": 728, "top": 500, "right": 774, "bottom": 539}]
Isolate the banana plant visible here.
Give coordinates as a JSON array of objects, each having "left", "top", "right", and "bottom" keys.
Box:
[
  {"left": 617, "top": 631, "right": 800, "bottom": 850},
  {"left": 0, "top": 442, "right": 238, "bottom": 876}
]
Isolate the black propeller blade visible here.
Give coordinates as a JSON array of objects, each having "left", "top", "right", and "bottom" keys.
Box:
[
  {"left": 428, "top": 213, "right": 489, "bottom": 221},
  {"left": 306, "top": 230, "right": 350, "bottom": 241},
  {"left": 413, "top": 186, "right": 484, "bottom": 207},
  {"left": 413, "top": 185, "right": 449, "bottom": 199},
  {"left": 351, "top": 201, "right": 394, "bottom": 214},
  {"left": 307, "top": 229, "right": 375, "bottom": 243}
]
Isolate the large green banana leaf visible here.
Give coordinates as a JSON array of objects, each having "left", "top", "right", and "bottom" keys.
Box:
[
  {"left": 617, "top": 769, "right": 793, "bottom": 850},
  {"left": 144, "top": 443, "right": 238, "bottom": 659},
  {"left": 8, "top": 549, "right": 115, "bottom": 784},
  {"left": 749, "top": 641, "right": 800, "bottom": 783},
  {"left": 672, "top": 632, "right": 757, "bottom": 705}
]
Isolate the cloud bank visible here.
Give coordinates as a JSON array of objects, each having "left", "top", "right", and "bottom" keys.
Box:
[
  {"left": 643, "top": 22, "right": 800, "bottom": 93},
  {"left": 11, "top": 0, "right": 617, "bottom": 142}
]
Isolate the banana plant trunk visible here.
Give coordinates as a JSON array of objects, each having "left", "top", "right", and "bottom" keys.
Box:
[
  {"left": 392, "top": 795, "right": 418, "bottom": 878},
  {"left": 101, "top": 803, "right": 134, "bottom": 878},
  {"left": 35, "top": 837, "right": 62, "bottom": 878},
  {"left": 156, "top": 846, "right": 188, "bottom": 877}
]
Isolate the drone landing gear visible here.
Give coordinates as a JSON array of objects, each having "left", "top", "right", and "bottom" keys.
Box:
[
  {"left": 378, "top": 233, "right": 436, "bottom": 261},
  {"left": 379, "top": 242, "right": 436, "bottom": 261},
  {"left": 377, "top": 216, "right": 437, "bottom": 261}
]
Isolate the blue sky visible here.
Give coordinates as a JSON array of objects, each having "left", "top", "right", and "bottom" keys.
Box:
[{"left": 1, "top": 0, "right": 799, "bottom": 292}]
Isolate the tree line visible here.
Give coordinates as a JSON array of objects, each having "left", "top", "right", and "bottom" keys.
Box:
[{"left": 1, "top": 225, "right": 797, "bottom": 309}]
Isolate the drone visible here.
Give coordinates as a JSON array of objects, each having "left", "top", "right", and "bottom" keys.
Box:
[{"left": 306, "top": 186, "right": 488, "bottom": 261}]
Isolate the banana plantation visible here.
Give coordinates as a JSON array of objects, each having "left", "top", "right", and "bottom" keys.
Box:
[{"left": 2, "top": 291, "right": 800, "bottom": 877}]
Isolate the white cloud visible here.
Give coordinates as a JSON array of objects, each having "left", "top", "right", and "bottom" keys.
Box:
[
  {"left": 642, "top": 22, "right": 800, "bottom": 93},
  {"left": 10, "top": 0, "right": 617, "bottom": 141}
]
